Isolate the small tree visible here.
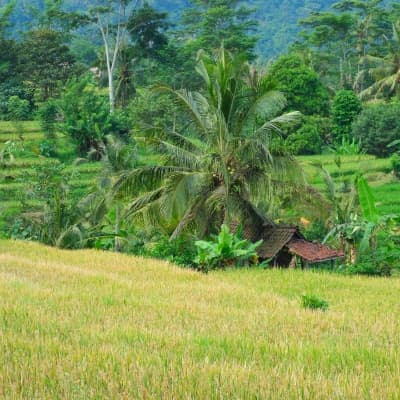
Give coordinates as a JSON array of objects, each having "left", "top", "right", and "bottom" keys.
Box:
[
  {"left": 285, "top": 117, "right": 325, "bottom": 155},
  {"left": 7, "top": 95, "right": 30, "bottom": 139},
  {"left": 332, "top": 90, "right": 362, "bottom": 141},
  {"left": 265, "top": 54, "right": 330, "bottom": 116},
  {"left": 57, "top": 76, "right": 128, "bottom": 157},
  {"left": 38, "top": 100, "right": 58, "bottom": 139},
  {"left": 352, "top": 101, "right": 400, "bottom": 157},
  {"left": 19, "top": 29, "right": 77, "bottom": 100}
]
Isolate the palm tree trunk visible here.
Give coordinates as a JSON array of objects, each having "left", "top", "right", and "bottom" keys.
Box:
[
  {"left": 350, "top": 246, "right": 357, "bottom": 265},
  {"left": 114, "top": 204, "right": 121, "bottom": 252}
]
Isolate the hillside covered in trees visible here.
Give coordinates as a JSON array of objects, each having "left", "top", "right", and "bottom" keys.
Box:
[{"left": 3, "top": 0, "right": 340, "bottom": 57}]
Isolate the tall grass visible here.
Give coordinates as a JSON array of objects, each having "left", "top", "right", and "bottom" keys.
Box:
[{"left": 1, "top": 240, "right": 400, "bottom": 399}]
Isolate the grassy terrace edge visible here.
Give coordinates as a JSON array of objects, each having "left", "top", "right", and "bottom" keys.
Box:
[{"left": 0, "top": 240, "right": 400, "bottom": 399}]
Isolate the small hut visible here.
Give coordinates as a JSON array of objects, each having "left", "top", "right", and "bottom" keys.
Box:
[{"left": 234, "top": 223, "right": 344, "bottom": 268}]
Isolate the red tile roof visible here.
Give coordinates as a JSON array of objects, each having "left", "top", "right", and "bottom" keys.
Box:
[{"left": 287, "top": 239, "right": 345, "bottom": 263}]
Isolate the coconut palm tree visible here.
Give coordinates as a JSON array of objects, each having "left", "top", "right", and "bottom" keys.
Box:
[
  {"left": 356, "top": 22, "right": 400, "bottom": 99},
  {"left": 114, "top": 47, "right": 303, "bottom": 239}
]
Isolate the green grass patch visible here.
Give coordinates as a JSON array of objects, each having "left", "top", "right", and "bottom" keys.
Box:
[{"left": 0, "top": 120, "right": 41, "bottom": 133}]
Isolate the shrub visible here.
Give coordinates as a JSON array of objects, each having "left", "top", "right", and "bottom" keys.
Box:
[
  {"left": 147, "top": 236, "right": 197, "bottom": 267},
  {"left": 391, "top": 153, "right": 400, "bottom": 178},
  {"left": 344, "top": 245, "right": 400, "bottom": 277},
  {"left": 285, "top": 118, "right": 324, "bottom": 155},
  {"left": 0, "top": 141, "right": 17, "bottom": 168},
  {"left": 116, "top": 231, "right": 197, "bottom": 267},
  {"left": 301, "top": 294, "right": 329, "bottom": 311},
  {"left": 7, "top": 95, "right": 31, "bottom": 121},
  {"left": 332, "top": 90, "right": 362, "bottom": 141},
  {"left": 38, "top": 140, "right": 57, "bottom": 158},
  {"left": 38, "top": 100, "right": 58, "bottom": 139},
  {"left": 194, "top": 224, "right": 262, "bottom": 272},
  {"left": 0, "top": 81, "right": 34, "bottom": 120},
  {"left": 352, "top": 101, "right": 400, "bottom": 157},
  {"left": 7, "top": 217, "right": 39, "bottom": 241},
  {"left": 345, "top": 262, "right": 392, "bottom": 277}
]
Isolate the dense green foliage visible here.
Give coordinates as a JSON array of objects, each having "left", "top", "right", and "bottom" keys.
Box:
[
  {"left": 352, "top": 101, "right": 400, "bottom": 157},
  {"left": 57, "top": 77, "right": 129, "bottom": 156},
  {"left": 0, "top": 0, "right": 399, "bottom": 276},
  {"left": 391, "top": 153, "right": 400, "bottom": 177},
  {"left": 285, "top": 116, "right": 325, "bottom": 155},
  {"left": 194, "top": 224, "right": 262, "bottom": 271},
  {"left": 38, "top": 100, "right": 58, "bottom": 138},
  {"left": 180, "top": 0, "right": 257, "bottom": 59},
  {"left": 19, "top": 29, "right": 77, "bottom": 101},
  {"left": 266, "top": 54, "right": 330, "bottom": 115},
  {"left": 332, "top": 90, "right": 362, "bottom": 141}
]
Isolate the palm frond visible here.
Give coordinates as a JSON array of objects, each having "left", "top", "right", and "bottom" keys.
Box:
[
  {"left": 154, "top": 86, "right": 212, "bottom": 138},
  {"left": 254, "top": 111, "right": 302, "bottom": 136},
  {"left": 238, "top": 90, "right": 287, "bottom": 136},
  {"left": 156, "top": 140, "right": 201, "bottom": 170},
  {"left": 114, "top": 165, "right": 189, "bottom": 197},
  {"left": 124, "top": 188, "right": 164, "bottom": 217}
]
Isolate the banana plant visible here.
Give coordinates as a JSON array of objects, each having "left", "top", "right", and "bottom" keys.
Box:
[
  {"left": 194, "top": 224, "right": 262, "bottom": 272},
  {"left": 357, "top": 176, "right": 398, "bottom": 255},
  {"left": 319, "top": 159, "right": 399, "bottom": 263}
]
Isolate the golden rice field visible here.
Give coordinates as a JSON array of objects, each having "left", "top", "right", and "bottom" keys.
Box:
[{"left": 1, "top": 240, "right": 400, "bottom": 399}]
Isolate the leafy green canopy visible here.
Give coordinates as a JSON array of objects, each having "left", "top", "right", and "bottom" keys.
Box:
[
  {"left": 265, "top": 54, "right": 330, "bottom": 116},
  {"left": 300, "top": 0, "right": 393, "bottom": 90},
  {"left": 57, "top": 76, "right": 129, "bottom": 156},
  {"left": 115, "top": 47, "right": 303, "bottom": 239},
  {"left": 19, "top": 29, "right": 77, "bottom": 100},
  {"left": 177, "top": 0, "right": 258, "bottom": 86},
  {"left": 352, "top": 101, "right": 400, "bottom": 157},
  {"left": 180, "top": 0, "right": 258, "bottom": 60},
  {"left": 332, "top": 90, "right": 362, "bottom": 141}
]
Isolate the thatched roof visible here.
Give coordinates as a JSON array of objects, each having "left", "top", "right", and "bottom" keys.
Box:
[
  {"left": 257, "top": 225, "right": 304, "bottom": 259},
  {"left": 232, "top": 222, "right": 344, "bottom": 264}
]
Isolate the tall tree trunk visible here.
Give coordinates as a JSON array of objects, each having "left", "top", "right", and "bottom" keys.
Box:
[{"left": 107, "top": 63, "right": 115, "bottom": 114}]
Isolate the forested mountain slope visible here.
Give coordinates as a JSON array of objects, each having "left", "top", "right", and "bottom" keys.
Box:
[{"left": 3, "top": 0, "right": 338, "bottom": 57}]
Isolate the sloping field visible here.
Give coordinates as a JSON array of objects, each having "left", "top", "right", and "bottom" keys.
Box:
[{"left": 1, "top": 240, "right": 400, "bottom": 399}]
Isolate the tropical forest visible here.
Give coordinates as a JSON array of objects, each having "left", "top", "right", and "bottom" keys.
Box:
[{"left": 1, "top": 0, "right": 400, "bottom": 398}]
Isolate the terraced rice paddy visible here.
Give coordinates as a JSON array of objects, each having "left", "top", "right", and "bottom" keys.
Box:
[
  {"left": 0, "top": 121, "right": 399, "bottom": 234},
  {"left": 0, "top": 121, "right": 101, "bottom": 234},
  {"left": 299, "top": 154, "right": 400, "bottom": 215}
]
